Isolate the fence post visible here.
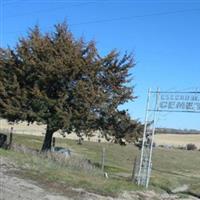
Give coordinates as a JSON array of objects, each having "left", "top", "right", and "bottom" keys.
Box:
[
  {"left": 8, "top": 127, "right": 13, "bottom": 149},
  {"left": 101, "top": 147, "right": 105, "bottom": 172},
  {"left": 132, "top": 156, "right": 139, "bottom": 183},
  {"left": 52, "top": 137, "right": 56, "bottom": 148}
]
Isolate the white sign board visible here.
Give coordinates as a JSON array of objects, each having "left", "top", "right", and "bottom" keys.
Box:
[{"left": 159, "top": 92, "right": 200, "bottom": 113}]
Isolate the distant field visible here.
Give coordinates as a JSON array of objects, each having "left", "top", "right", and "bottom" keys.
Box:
[
  {"left": 0, "top": 119, "right": 108, "bottom": 142},
  {"left": 0, "top": 119, "right": 46, "bottom": 135},
  {"left": 1, "top": 119, "right": 200, "bottom": 148},
  {"left": 154, "top": 134, "right": 200, "bottom": 148}
]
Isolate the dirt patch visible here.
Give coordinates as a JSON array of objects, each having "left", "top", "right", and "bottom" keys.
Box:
[{"left": 0, "top": 157, "right": 72, "bottom": 200}]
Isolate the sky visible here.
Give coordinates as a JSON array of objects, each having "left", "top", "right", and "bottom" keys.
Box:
[{"left": 1, "top": 0, "right": 200, "bottom": 130}]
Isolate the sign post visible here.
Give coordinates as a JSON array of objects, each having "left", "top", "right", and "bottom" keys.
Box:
[{"left": 136, "top": 90, "right": 200, "bottom": 188}]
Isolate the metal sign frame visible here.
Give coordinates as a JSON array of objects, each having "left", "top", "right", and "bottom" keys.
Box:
[{"left": 136, "top": 89, "right": 200, "bottom": 188}]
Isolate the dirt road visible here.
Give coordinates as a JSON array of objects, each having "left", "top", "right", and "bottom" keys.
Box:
[{"left": 0, "top": 157, "right": 72, "bottom": 200}]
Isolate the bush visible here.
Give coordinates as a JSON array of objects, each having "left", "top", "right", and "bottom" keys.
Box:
[
  {"left": 177, "top": 146, "right": 186, "bottom": 150},
  {"left": 186, "top": 143, "right": 197, "bottom": 151}
]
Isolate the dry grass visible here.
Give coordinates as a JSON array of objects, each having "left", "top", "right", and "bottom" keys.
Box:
[
  {"left": 154, "top": 134, "right": 200, "bottom": 148},
  {"left": 0, "top": 147, "right": 140, "bottom": 196},
  {"left": 11, "top": 143, "right": 102, "bottom": 176}
]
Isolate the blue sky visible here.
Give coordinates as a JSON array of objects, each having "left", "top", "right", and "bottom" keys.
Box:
[{"left": 1, "top": 0, "right": 200, "bottom": 129}]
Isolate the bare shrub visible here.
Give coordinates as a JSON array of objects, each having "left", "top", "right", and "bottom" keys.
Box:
[
  {"left": 11, "top": 143, "right": 102, "bottom": 176},
  {"left": 45, "top": 152, "right": 101, "bottom": 175},
  {"left": 11, "top": 143, "right": 39, "bottom": 155},
  {"left": 186, "top": 143, "right": 197, "bottom": 151},
  {"left": 177, "top": 146, "right": 186, "bottom": 150}
]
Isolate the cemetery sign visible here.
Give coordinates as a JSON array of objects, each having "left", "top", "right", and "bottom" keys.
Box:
[{"left": 158, "top": 92, "right": 200, "bottom": 113}]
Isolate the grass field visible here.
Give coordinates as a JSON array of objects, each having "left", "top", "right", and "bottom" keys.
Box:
[{"left": 1, "top": 133, "right": 200, "bottom": 197}]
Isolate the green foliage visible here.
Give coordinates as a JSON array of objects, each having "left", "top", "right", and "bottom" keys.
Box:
[
  {"left": 0, "top": 22, "right": 139, "bottom": 150},
  {"left": 97, "top": 110, "right": 143, "bottom": 145}
]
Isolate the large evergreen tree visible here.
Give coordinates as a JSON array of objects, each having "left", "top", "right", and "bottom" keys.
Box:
[{"left": 0, "top": 22, "right": 139, "bottom": 151}]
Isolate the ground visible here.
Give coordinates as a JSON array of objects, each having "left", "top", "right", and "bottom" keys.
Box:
[
  {"left": 0, "top": 135, "right": 200, "bottom": 199},
  {"left": 0, "top": 157, "right": 198, "bottom": 200},
  {"left": 0, "top": 120, "right": 200, "bottom": 199}
]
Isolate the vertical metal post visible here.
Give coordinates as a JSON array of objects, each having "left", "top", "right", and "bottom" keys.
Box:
[
  {"left": 146, "top": 88, "right": 160, "bottom": 188},
  {"left": 137, "top": 88, "right": 151, "bottom": 185}
]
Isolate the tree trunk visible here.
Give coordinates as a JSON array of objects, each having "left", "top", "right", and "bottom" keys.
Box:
[{"left": 41, "top": 124, "right": 55, "bottom": 152}]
